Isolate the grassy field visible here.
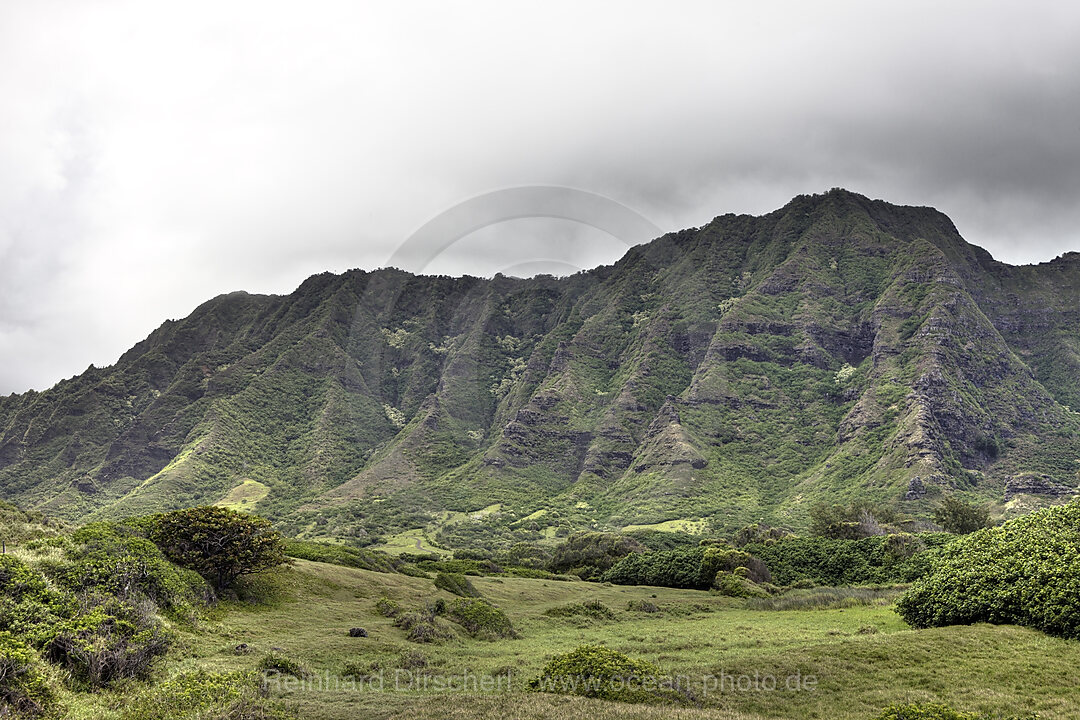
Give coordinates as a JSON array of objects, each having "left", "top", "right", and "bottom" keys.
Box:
[{"left": 59, "top": 558, "right": 1080, "bottom": 720}]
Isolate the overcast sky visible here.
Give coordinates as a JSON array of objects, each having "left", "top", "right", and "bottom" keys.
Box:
[{"left": 2, "top": 1, "right": 1079, "bottom": 394}]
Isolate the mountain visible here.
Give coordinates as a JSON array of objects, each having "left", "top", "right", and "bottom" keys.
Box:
[{"left": 2, "top": 189, "right": 1079, "bottom": 543}]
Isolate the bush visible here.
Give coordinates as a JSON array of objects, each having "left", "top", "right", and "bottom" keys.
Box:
[
  {"left": 713, "top": 572, "right": 769, "bottom": 598},
  {"left": 433, "top": 572, "right": 480, "bottom": 597},
  {"left": 897, "top": 501, "right": 1080, "bottom": 638},
  {"left": 528, "top": 645, "right": 683, "bottom": 704},
  {"left": 282, "top": 540, "right": 395, "bottom": 573},
  {"left": 810, "top": 501, "right": 899, "bottom": 539},
  {"left": 0, "top": 633, "right": 56, "bottom": 718},
  {"left": 933, "top": 497, "right": 990, "bottom": 534},
  {"left": 45, "top": 600, "right": 169, "bottom": 687},
  {"left": 61, "top": 523, "right": 210, "bottom": 615},
  {"left": 394, "top": 610, "right": 454, "bottom": 644},
  {"left": 149, "top": 507, "right": 286, "bottom": 592},
  {"left": 544, "top": 600, "right": 615, "bottom": 620},
  {"left": 744, "top": 533, "right": 953, "bottom": 587},
  {"left": 119, "top": 669, "right": 293, "bottom": 720},
  {"left": 446, "top": 599, "right": 517, "bottom": 640},
  {"left": 549, "top": 533, "right": 645, "bottom": 578},
  {"left": 626, "top": 599, "right": 660, "bottom": 613},
  {"left": 257, "top": 651, "right": 311, "bottom": 680},
  {"left": 602, "top": 544, "right": 770, "bottom": 590},
  {"left": 374, "top": 598, "right": 400, "bottom": 618}
]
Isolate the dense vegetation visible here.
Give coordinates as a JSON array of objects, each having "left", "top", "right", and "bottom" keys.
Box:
[
  {"left": 898, "top": 501, "right": 1080, "bottom": 638},
  {"left": 0, "top": 506, "right": 290, "bottom": 718}
]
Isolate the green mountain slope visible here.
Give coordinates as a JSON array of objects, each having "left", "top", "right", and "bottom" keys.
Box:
[{"left": 2, "top": 189, "right": 1078, "bottom": 540}]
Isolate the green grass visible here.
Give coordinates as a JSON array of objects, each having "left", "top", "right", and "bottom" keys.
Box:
[
  {"left": 216, "top": 479, "right": 270, "bottom": 511},
  {"left": 58, "top": 557, "right": 1080, "bottom": 720},
  {"left": 622, "top": 519, "right": 708, "bottom": 534},
  {"left": 373, "top": 529, "right": 452, "bottom": 556}
]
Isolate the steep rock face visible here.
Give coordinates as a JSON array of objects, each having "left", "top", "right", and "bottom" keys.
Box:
[{"left": 2, "top": 189, "right": 1079, "bottom": 535}]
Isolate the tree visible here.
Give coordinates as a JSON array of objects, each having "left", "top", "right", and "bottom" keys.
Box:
[
  {"left": 148, "top": 506, "right": 285, "bottom": 592},
  {"left": 809, "top": 500, "right": 898, "bottom": 539},
  {"left": 933, "top": 496, "right": 990, "bottom": 534}
]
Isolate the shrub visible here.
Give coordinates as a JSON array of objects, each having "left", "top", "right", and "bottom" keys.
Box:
[
  {"left": 713, "top": 572, "right": 769, "bottom": 598},
  {"left": 809, "top": 501, "right": 899, "bottom": 539},
  {"left": 544, "top": 600, "right": 615, "bottom": 620},
  {"left": 933, "top": 497, "right": 990, "bottom": 534},
  {"left": 446, "top": 599, "right": 517, "bottom": 640},
  {"left": 119, "top": 669, "right": 293, "bottom": 720},
  {"left": 394, "top": 610, "right": 454, "bottom": 644},
  {"left": 149, "top": 507, "right": 286, "bottom": 592},
  {"left": 897, "top": 502, "right": 1080, "bottom": 638},
  {"left": 601, "top": 547, "right": 707, "bottom": 589},
  {"left": 0, "top": 633, "right": 56, "bottom": 718},
  {"left": 528, "top": 645, "right": 683, "bottom": 704},
  {"left": 602, "top": 544, "right": 770, "bottom": 590},
  {"left": 433, "top": 572, "right": 480, "bottom": 597},
  {"left": 549, "top": 533, "right": 645, "bottom": 577},
  {"left": 731, "top": 523, "right": 793, "bottom": 547},
  {"left": 257, "top": 651, "right": 311, "bottom": 680},
  {"left": 282, "top": 540, "right": 395, "bottom": 573},
  {"left": 61, "top": 523, "right": 210, "bottom": 615},
  {"left": 744, "top": 533, "right": 953, "bottom": 587},
  {"left": 374, "top": 598, "right": 400, "bottom": 618},
  {"left": 45, "top": 600, "right": 169, "bottom": 687},
  {"left": 626, "top": 599, "right": 660, "bottom": 613}
]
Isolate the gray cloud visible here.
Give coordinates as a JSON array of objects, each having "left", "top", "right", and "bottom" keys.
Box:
[{"left": 1, "top": 0, "right": 1079, "bottom": 393}]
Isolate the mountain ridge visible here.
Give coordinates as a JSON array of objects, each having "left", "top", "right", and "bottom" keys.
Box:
[{"left": 2, "top": 188, "right": 1079, "bottom": 544}]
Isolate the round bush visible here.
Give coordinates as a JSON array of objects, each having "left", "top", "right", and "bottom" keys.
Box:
[
  {"left": 897, "top": 501, "right": 1080, "bottom": 638},
  {"left": 528, "top": 644, "right": 683, "bottom": 704}
]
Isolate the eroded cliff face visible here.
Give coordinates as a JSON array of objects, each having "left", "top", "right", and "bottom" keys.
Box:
[{"left": 2, "top": 189, "right": 1078, "bottom": 534}]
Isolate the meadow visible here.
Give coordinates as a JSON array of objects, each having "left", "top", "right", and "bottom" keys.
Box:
[{"left": 58, "top": 558, "right": 1080, "bottom": 720}]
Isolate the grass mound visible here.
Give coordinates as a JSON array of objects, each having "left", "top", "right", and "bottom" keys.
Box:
[
  {"left": 433, "top": 572, "right": 480, "bottom": 597},
  {"left": 446, "top": 599, "right": 517, "bottom": 640},
  {"left": 544, "top": 600, "right": 616, "bottom": 620},
  {"left": 528, "top": 644, "right": 685, "bottom": 704}
]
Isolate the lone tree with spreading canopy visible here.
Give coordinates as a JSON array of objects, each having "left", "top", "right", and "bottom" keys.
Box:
[{"left": 149, "top": 506, "right": 286, "bottom": 592}]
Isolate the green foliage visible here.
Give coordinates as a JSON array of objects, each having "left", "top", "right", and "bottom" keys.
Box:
[
  {"left": 601, "top": 547, "right": 709, "bottom": 589},
  {"left": 61, "top": 522, "right": 210, "bottom": 616},
  {"left": 257, "top": 650, "right": 311, "bottom": 679},
  {"left": 119, "top": 669, "right": 294, "bottom": 720},
  {"left": 374, "top": 597, "right": 400, "bottom": 618},
  {"left": 744, "top": 533, "right": 954, "bottom": 586},
  {"left": 548, "top": 532, "right": 645, "bottom": 579},
  {"left": 433, "top": 572, "right": 480, "bottom": 597},
  {"left": 394, "top": 609, "right": 455, "bottom": 644},
  {"left": 933, "top": 496, "right": 990, "bottom": 534},
  {"left": 731, "top": 523, "right": 793, "bottom": 547},
  {"left": 45, "top": 599, "right": 169, "bottom": 687},
  {"left": 149, "top": 506, "right": 286, "bottom": 592},
  {"left": 713, "top": 572, "right": 769, "bottom": 598},
  {"left": 601, "top": 543, "right": 770, "bottom": 591},
  {"left": 446, "top": 598, "right": 517, "bottom": 640},
  {"left": 282, "top": 539, "right": 395, "bottom": 573},
  {"left": 544, "top": 600, "right": 616, "bottom": 620},
  {"left": 809, "top": 501, "right": 900, "bottom": 539},
  {"left": 897, "top": 501, "right": 1080, "bottom": 638},
  {"left": 0, "top": 632, "right": 56, "bottom": 718},
  {"left": 528, "top": 644, "right": 683, "bottom": 704}
]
